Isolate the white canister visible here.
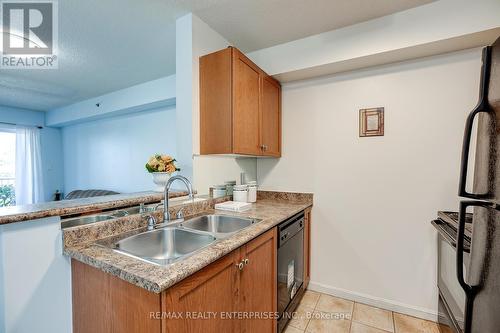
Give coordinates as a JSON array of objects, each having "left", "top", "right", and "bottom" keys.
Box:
[
  {"left": 233, "top": 185, "right": 248, "bottom": 202},
  {"left": 246, "top": 182, "right": 257, "bottom": 203}
]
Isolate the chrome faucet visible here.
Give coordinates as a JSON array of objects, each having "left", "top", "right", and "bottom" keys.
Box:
[
  {"left": 145, "top": 215, "right": 157, "bottom": 231},
  {"left": 163, "top": 175, "right": 194, "bottom": 222}
]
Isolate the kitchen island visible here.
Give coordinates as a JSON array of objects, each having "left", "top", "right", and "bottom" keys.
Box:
[{"left": 65, "top": 191, "right": 313, "bottom": 333}]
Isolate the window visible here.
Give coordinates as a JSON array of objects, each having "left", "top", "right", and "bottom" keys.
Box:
[{"left": 0, "top": 130, "right": 15, "bottom": 207}]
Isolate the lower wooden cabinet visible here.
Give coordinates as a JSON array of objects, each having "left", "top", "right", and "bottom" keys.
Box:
[
  {"left": 72, "top": 260, "right": 161, "bottom": 333},
  {"left": 239, "top": 228, "right": 277, "bottom": 333},
  {"left": 72, "top": 228, "right": 277, "bottom": 333},
  {"left": 161, "top": 251, "right": 240, "bottom": 333},
  {"left": 162, "top": 228, "right": 277, "bottom": 333}
]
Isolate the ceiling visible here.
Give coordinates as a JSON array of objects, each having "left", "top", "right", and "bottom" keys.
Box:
[
  {"left": 0, "top": 0, "right": 434, "bottom": 112},
  {"left": 0, "top": 0, "right": 186, "bottom": 111},
  {"left": 188, "top": 0, "right": 435, "bottom": 52}
]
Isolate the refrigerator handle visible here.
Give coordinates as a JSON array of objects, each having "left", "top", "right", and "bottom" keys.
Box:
[
  {"left": 456, "top": 200, "right": 491, "bottom": 333},
  {"left": 456, "top": 201, "right": 477, "bottom": 294},
  {"left": 458, "top": 46, "right": 492, "bottom": 199}
]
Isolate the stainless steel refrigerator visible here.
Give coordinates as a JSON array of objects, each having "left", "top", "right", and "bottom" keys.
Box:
[{"left": 432, "top": 36, "right": 500, "bottom": 333}]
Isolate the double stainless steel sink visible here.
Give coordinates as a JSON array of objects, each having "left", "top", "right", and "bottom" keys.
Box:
[{"left": 110, "top": 214, "right": 258, "bottom": 266}]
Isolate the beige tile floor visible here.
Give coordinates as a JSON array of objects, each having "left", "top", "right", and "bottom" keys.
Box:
[{"left": 284, "top": 290, "right": 441, "bottom": 333}]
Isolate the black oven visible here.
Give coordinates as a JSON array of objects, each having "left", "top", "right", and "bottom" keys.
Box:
[
  {"left": 433, "top": 203, "right": 500, "bottom": 333},
  {"left": 433, "top": 216, "right": 470, "bottom": 333}
]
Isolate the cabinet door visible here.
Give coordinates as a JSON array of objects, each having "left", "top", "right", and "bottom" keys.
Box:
[
  {"left": 261, "top": 75, "right": 281, "bottom": 157},
  {"left": 162, "top": 252, "right": 240, "bottom": 333},
  {"left": 72, "top": 260, "right": 161, "bottom": 333},
  {"left": 240, "top": 228, "right": 277, "bottom": 333},
  {"left": 303, "top": 207, "right": 312, "bottom": 289},
  {"left": 233, "top": 49, "right": 262, "bottom": 155},
  {"left": 200, "top": 48, "right": 232, "bottom": 154}
]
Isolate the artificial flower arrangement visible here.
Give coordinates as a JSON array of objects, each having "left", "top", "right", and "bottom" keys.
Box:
[{"left": 145, "top": 154, "right": 180, "bottom": 174}]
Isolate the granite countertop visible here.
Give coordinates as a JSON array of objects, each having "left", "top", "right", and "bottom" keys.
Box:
[
  {"left": 64, "top": 191, "right": 313, "bottom": 294},
  {"left": 0, "top": 191, "right": 188, "bottom": 225}
]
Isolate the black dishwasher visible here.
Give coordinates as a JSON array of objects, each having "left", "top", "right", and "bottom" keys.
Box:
[{"left": 277, "top": 212, "right": 305, "bottom": 332}]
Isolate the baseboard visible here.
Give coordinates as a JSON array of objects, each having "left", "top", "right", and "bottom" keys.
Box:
[{"left": 307, "top": 281, "right": 438, "bottom": 322}]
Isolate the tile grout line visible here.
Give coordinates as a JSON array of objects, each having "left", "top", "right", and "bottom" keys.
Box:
[
  {"left": 390, "top": 310, "right": 395, "bottom": 333},
  {"left": 392, "top": 310, "right": 396, "bottom": 333}
]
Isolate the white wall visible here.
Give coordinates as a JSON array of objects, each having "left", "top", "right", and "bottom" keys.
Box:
[
  {"left": 175, "top": 14, "right": 195, "bottom": 180},
  {"left": 0, "top": 217, "right": 72, "bottom": 333},
  {"left": 62, "top": 106, "right": 177, "bottom": 195},
  {"left": 257, "top": 48, "right": 483, "bottom": 318},
  {"left": 176, "top": 14, "right": 258, "bottom": 194},
  {"left": 193, "top": 156, "right": 257, "bottom": 195}
]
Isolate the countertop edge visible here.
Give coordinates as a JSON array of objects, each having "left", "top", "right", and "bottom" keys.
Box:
[{"left": 0, "top": 191, "right": 188, "bottom": 225}]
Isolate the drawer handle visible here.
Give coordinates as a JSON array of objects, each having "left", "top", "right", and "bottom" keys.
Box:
[
  {"left": 237, "top": 262, "right": 244, "bottom": 271},
  {"left": 244, "top": 258, "right": 249, "bottom": 266}
]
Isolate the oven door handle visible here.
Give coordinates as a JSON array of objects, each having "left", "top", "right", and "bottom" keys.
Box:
[{"left": 431, "top": 220, "right": 457, "bottom": 247}]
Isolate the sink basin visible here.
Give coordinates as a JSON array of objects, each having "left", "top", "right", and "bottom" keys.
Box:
[
  {"left": 62, "top": 215, "right": 114, "bottom": 228},
  {"left": 113, "top": 228, "right": 216, "bottom": 265},
  {"left": 181, "top": 214, "right": 256, "bottom": 234}
]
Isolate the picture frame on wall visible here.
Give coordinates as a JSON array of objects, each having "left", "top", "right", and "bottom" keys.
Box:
[{"left": 359, "top": 107, "right": 384, "bottom": 137}]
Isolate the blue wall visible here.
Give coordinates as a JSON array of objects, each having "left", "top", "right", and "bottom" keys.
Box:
[
  {"left": 47, "top": 76, "right": 176, "bottom": 127},
  {"left": 1, "top": 75, "right": 179, "bottom": 202},
  {"left": 0, "top": 106, "right": 64, "bottom": 202},
  {"left": 0, "top": 106, "right": 44, "bottom": 127},
  {"left": 40, "top": 128, "right": 64, "bottom": 201},
  {"left": 62, "top": 106, "right": 177, "bottom": 194}
]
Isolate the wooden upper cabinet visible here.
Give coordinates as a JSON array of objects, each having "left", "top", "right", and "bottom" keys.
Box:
[
  {"left": 200, "top": 48, "right": 232, "bottom": 154},
  {"left": 233, "top": 49, "right": 262, "bottom": 155},
  {"left": 260, "top": 75, "right": 281, "bottom": 157},
  {"left": 200, "top": 47, "right": 281, "bottom": 157}
]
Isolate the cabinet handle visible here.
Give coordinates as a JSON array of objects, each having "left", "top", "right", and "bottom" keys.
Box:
[
  {"left": 261, "top": 145, "right": 268, "bottom": 151},
  {"left": 244, "top": 258, "right": 249, "bottom": 266},
  {"left": 237, "top": 262, "right": 244, "bottom": 271}
]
